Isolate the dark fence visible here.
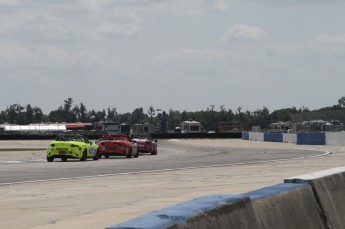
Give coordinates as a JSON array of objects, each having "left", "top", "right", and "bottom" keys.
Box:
[
  {"left": 0, "top": 132, "right": 242, "bottom": 140},
  {"left": 151, "top": 132, "right": 242, "bottom": 139}
]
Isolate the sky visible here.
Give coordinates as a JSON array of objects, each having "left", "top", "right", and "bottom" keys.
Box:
[{"left": 1, "top": 0, "right": 344, "bottom": 115}]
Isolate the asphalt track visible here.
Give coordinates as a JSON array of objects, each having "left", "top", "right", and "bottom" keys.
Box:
[
  {"left": 0, "top": 139, "right": 342, "bottom": 229},
  {"left": 0, "top": 139, "right": 323, "bottom": 185}
]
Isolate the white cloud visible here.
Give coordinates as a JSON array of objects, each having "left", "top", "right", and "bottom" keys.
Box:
[
  {"left": 0, "top": 2, "right": 142, "bottom": 45},
  {"left": 266, "top": 33, "right": 345, "bottom": 64},
  {"left": 0, "top": 0, "right": 344, "bottom": 113},
  {"left": 0, "top": 42, "right": 104, "bottom": 78},
  {"left": 0, "top": 44, "right": 38, "bottom": 66},
  {"left": 315, "top": 34, "right": 345, "bottom": 45},
  {"left": 222, "top": 24, "right": 266, "bottom": 42},
  {"left": 102, "top": 0, "right": 230, "bottom": 14},
  {"left": 155, "top": 48, "right": 239, "bottom": 74},
  {"left": 93, "top": 12, "right": 142, "bottom": 40},
  {"left": 158, "top": 48, "right": 237, "bottom": 63}
]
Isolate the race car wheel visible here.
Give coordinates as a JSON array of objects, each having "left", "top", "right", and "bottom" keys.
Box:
[
  {"left": 93, "top": 150, "right": 100, "bottom": 160},
  {"left": 47, "top": 156, "right": 54, "bottom": 162},
  {"left": 126, "top": 148, "right": 132, "bottom": 158},
  {"left": 61, "top": 156, "right": 67, "bottom": 162},
  {"left": 105, "top": 155, "right": 109, "bottom": 159},
  {"left": 80, "top": 150, "right": 87, "bottom": 161},
  {"left": 151, "top": 149, "right": 157, "bottom": 155}
]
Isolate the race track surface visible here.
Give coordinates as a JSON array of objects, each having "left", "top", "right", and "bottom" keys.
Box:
[
  {"left": 0, "top": 139, "right": 323, "bottom": 184},
  {"left": 0, "top": 139, "right": 343, "bottom": 229}
]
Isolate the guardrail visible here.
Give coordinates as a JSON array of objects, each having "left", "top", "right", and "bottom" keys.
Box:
[{"left": 107, "top": 167, "right": 345, "bottom": 229}]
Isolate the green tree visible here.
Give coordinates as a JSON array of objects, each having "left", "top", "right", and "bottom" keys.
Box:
[
  {"left": 64, "top": 98, "right": 73, "bottom": 111},
  {"left": 25, "top": 104, "right": 34, "bottom": 124},
  {"left": 72, "top": 103, "right": 89, "bottom": 122},
  {"left": 48, "top": 109, "right": 65, "bottom": 123},
  {"left": 0, "top": 111, "right": 5, "bottom": 123},
  {"left": 107, "top": 107, "right": 117, "bottom": 121},
  {"left": 147, "top": 106, "right": 155, "bottom": 123},
  {"left": 270, "top": 108, "right": 292, "bottom": 122},
  {"left": 131, "top": 107, "right": 145, "bottom": 124},
  {"left": 79, "top": 103, "right": 89, "bottom": 122},
  {"left": 167, "top": 109, "right": 181, "bottom": 130},
  {"left": 63, "top": 98, "right": 76, "bottom": 123},
  {"left": 48, "top": 98, "right": 77, "bottom": 123},
  {"left": 338, "top": 96, "right": 345, "bottom": 108},
  {"left": 32, "top": 107, "right": 43, "bottom": 122},
  {"left": 181, "top": 110, "right": 188, "bottom": 122},
  {"left": 5, "top": 104, "right": 24, "bottom": 124},
  {"left": 117, "top": 112, "right": 131, "bottom": 124},
  {"left": 218, "top": 105, "right": 227, "bottom": 122},
  {"left": 89, "top": 109, "right": 106, "bottom": 123},
  {"left": 252, "top": 106, "right": 270, "bottom": 128}
]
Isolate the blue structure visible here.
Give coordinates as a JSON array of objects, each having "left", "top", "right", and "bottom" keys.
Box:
[
  {"left": 297, "top": 132, "right": 325, "bottom": 145},
  {"left": 264, "top": 133, "right": 283, "bottom": 142},
  {"left": 242, "top": 131, "right": 249, "bottom": 140}
]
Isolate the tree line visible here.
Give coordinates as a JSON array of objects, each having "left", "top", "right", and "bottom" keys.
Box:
[{"left": 1, "top": 97, "right": 345, "bottom": 131}]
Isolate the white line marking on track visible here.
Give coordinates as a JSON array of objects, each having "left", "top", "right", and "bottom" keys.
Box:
[{"left": 0, "top": 159, "right": 46, "bottom": 164}]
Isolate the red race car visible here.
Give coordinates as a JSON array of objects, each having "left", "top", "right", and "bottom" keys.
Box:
[
  {"left": 97, "top": 134, "right": 138, "bottom": 158},
  {"left": 131, "top": 134, "right": 158, "bottom": 155}
]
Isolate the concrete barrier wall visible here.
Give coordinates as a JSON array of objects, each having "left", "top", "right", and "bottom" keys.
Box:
[
  {"left": 285, "top": 167, "right": 345, "bottom": 229},
  {"left": 242, "top": 131, "right": 249, "bottom": 140},
  {"left": 297, "top": 132, "right": 326, "bottom": 145},
  {"left": 264, "top": 133, "right": 283, "bottom": 142},
  {"left": 106, "top": 195, "right": 257, "bottom": 229},
  {"left": 108, "top": 167, "right": 345, "bottom": 229},
  {"left": 242, "top": 183, "right": 325, "bottom": 229},
  {"left": 283, "top": 133, "right": 297, "bottom": 143},
  {"left": 107, "top": 183, "right": 326, "bottom": 229},
  {"left": 248, "top": 132, "right": 264, "bottom": 141},
  {"left": 243, "top": 132, "right": 333, "bottom": 146},
  {"left": 325, "top": 132, "right": 345, "bottom": 146}
]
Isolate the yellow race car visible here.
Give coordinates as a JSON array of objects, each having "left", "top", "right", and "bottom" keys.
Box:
[{"left": 47, "top": 133, "right": 100, "bottom": 162}]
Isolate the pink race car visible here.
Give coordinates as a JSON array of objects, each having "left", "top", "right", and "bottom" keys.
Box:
[
  {"left": 131, "top": 134, "right": 158, "bottom": 155},
  {"left": 97, "top": 134, "right": 138, "bottom": 158}
]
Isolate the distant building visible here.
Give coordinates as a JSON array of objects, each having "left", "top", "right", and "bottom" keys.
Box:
[
  {"left": 132, "top": 122, "right": 163, "bottom": 134},
  {"left": 180, "top": 120, "right": 201, "bottom": 133},
  {"left": 96, "top": 122, "right": 120, "bottom": 134},
  {"left": 268, "top": 121, "right": 291, "bottom": 133},
  {"left": 218, "top": 121, "right": 244, "bottom": 133}
]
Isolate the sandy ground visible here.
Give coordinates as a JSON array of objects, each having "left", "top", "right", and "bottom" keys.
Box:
[
  {"left": 0, "top": 139, "right": 344, "bottom": 229},
  {"left": 0, "top": 140, "right": 49, "bottom": 161}
]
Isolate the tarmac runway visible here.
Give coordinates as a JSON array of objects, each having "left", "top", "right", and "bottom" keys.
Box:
[{"left": 0, "top": 139, "right": 344, "bottom": 229}]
